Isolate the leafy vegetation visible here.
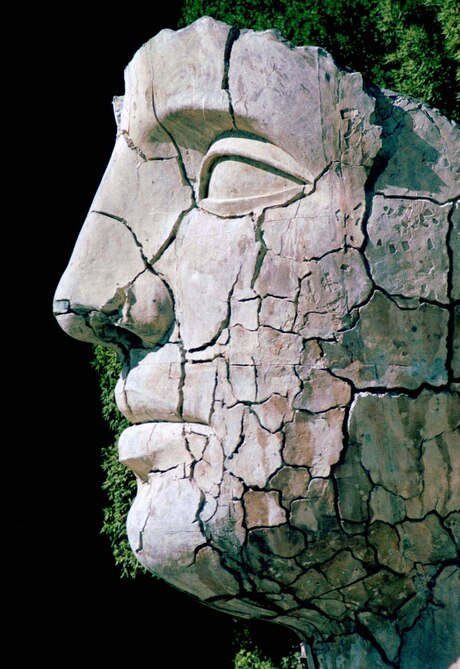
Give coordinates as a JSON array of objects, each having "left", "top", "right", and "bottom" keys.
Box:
[
  {"left": 234, "top": 648, "right": 302, "bottom": 669},
  {"left": 231, "top": 626, "right": 303, "bottom": 669},
  {"left": 92, "top": 346, "right": 145, "bottom": 578}
]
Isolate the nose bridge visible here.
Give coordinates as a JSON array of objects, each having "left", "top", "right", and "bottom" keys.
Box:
[
  {"left": 55, "top": 211, "right": 146, "bottom": 314},
  {"left": 53, "top": 137, "right": 175, "bottom": 349}
]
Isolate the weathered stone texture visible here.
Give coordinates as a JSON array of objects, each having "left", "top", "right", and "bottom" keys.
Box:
[
  {"left": 358, "top": 612, "right": 401, "bottom": 664},
  {"left": 290, "top": 479, "right": 338, "bottom": 535},
  {"left": 119, "top": 422, "right": 193, "bottom": 481},
  {"left": 262, "top": 170, "right": 366, "bottom": 262},
  {"left": 349, "top": 391, "right": 459, "bottom": 499},
  {"left": 151, "top": 17, "right": 233, "bottom": 152},
  {"left": 296, "top": 248, "right": 372, "bottom": 338},
  {"left": 269, "top": 466, "right": 311, "bottom": 506},
  {"left": 294, "top": 369, "right": 352, "bottom": 412},
  {"left": 366, "top": 197, "right": 451, "bottom": 302},
  {"left": 253, "top": 395, "right": 292, "bottom": 433},
  {"left": 400, "top": 567, "right": 460, "bottom": 669},
  {"left": 226, "top": 412, "right": 283, "bottom": 488},
  {"left": 374, "top": 97, "right": 460, "bottom": 202},
  {"left": 243, "top": 490, "right": 287, "bottom": 528},
  {"left": 259, "top": 296, "right": 296, "bottom": 331},
  {"left": 451, "top": 203, "right": 459, "bottom": 301},
  {"left": 322, "top": 291, "right": 449, "bottom": 389},
  {"left": 284, "top": 409, "right": 345, "bottom": 476},
  {"left": 334, "top": 441, "right": 372, "bottom": 524},
  {"left": 182, "top": 361, "right": 217, "bottom": 424},
  {"left": 90, "top": 138, "right": 193, "bottom": 264},
  {"left": 453, "top": 305, "right": 460, "bottom": 379},
  {"left": 115, "top": 345, "right": 182, "bottom": 423}
]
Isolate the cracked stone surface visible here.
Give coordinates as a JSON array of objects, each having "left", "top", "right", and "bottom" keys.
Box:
[
  {"left": 366, "top": 197, "right": 451, "bottom": 303},
  {"left": 322, "top": 290, "right": 449, "bottom": 389},
  {"left": 54, "top": 17, "right": 460, "bottom": 669}
]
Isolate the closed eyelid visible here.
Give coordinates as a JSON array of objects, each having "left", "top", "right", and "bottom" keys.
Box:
[{"left": 198, "top": 137, "right": 314, "bottom": 200}]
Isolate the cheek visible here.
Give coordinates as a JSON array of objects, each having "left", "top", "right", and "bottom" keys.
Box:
[{"left": 156, "top": 209, "right": 260, "bottom": 350}]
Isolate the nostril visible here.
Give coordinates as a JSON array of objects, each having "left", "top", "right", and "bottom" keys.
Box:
[
  {"left": 54, "top": 302, "right": 145, "bottom": 352},
  {"left": 116, "top": 270, "right": 175, "bottom": 347},
  {"left": 89, "top": 310, "right": 145, "bottom": 349}
]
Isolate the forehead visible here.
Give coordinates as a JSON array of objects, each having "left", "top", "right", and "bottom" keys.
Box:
[{"left": 118, "top": 17, "right": 372, "bottom": 171}]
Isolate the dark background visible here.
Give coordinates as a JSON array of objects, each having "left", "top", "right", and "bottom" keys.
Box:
[{"left": 16, "top": 7, "right": 296, "bottom": 664}]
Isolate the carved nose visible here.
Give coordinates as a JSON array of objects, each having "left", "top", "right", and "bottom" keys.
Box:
[{"left": 53, "top": 211, "right": 174, "bottom": 350}]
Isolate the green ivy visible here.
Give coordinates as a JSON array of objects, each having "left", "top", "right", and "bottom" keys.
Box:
[
  {"left": 92, "top": 346, "right": 145, "bottom": 578},
  {"left": 234, "top": 649, "right": 280, "bottom": 669},
  {"left": 232, "top": 627, "right": 302, "bottom": 669}
]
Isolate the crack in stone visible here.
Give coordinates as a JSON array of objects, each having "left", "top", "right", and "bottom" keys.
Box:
[
  {"left": 92, "top": 209, "right": 151, "bottom": 269},
  {"left": 206, "top": 365, "right": 220, "bottom": 426},
  {"left": 374, "top": 191, "right": 458, "bottom": 207},
  {"left": 119, "top": 131, "right": 148, "bottom": 161},
  {"left": 135, "top": 491, "right": 155, "bottom": 555},
  {"left": 189, "top": 277, "right": 240, "bottom": 355},
  {"left": 251, "top": 210, "right": 268, "bottom": 288},
  {"left": 177, "top": 339, "right": 186, "bottom": 419},
  {"left": 446, "top": 202, "right": 457, "bottom": 383},
  {"left": 355, "top": 619, "right": 399, "bottom": 667},
  {"left": 149, "top": 205, "right": 196, "bottom": 266},
  {"left": 191, "top": 541, "right": 212, "bottom": 566},
  {"left": 367, "top": 280, "right": 454, "bottom": 312},
  {"left": 221, "top": 27, "right": 240, "bottom": 129},
  {"left": 396, "top": 563, "right": 447, "bottom": 643},
  {"left": 338, "top": 380, "right": 454, "bottom": 397},
  {"left": 149, "top": 83, "right": 197, "bottom": 196}
]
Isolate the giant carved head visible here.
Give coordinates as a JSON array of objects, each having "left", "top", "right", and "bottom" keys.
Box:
[{"left": 54, "top": 17, "right": 459, "bottom": 668}]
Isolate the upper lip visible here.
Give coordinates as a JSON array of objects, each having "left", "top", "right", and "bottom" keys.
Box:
[
  {"left": 115, "top": 371, "right": 185, "bottom": 424},
  {"left": 115, "top": 366, "right": 210, "bottom": 427}
]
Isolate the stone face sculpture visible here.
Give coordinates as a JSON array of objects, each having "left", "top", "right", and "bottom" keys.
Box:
[{"left": 54, "top": 17, "right": 459, "bottom": 668}]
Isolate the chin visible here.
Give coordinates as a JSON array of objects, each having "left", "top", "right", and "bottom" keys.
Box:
[{"left": 127, "top": 468, "right": 205, "bottom": 577}]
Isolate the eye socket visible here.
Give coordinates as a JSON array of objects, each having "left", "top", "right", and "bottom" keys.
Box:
[{"left": 198, "top": 137, "right": 314, "bottom": 217}]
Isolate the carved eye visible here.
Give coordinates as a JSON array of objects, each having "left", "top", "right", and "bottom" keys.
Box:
[{"left": 198, "top": 137, "right": 314, "bottom": 217}]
